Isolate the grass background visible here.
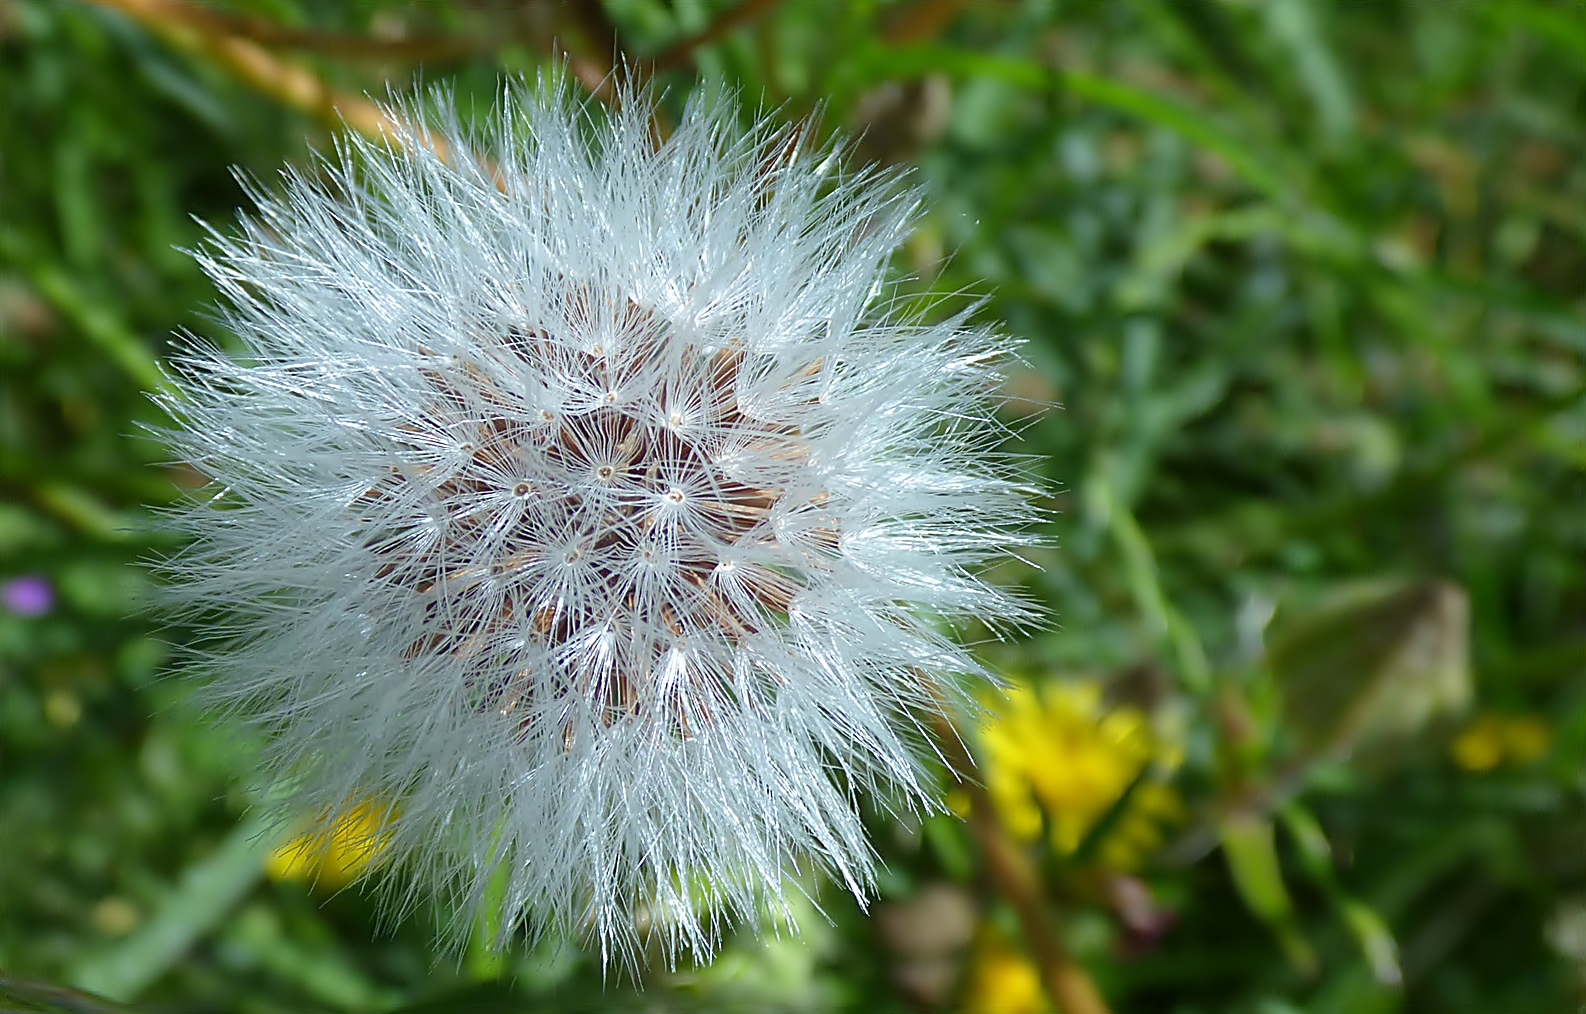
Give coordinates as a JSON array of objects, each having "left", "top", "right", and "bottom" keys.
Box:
[{"left": 2, "top": 1, "right": 1585, "bottom": 1011}]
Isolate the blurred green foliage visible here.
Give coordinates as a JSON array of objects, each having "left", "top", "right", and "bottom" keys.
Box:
[{"left": 2, "top": 1, "right": 1584, "bottom": 1012}]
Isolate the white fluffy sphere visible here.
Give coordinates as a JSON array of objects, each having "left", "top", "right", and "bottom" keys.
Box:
[{"left": 158, "top": 80, "right": 1038, "bottom": 965}]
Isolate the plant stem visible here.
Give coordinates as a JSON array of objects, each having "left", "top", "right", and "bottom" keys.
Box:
[
  {"left": 83, "top": 0, "right": 419, "bottom": 148},
  {"left": 933, "top": 715, "right": 1113, "bottom": 1014},
  {"left": 648, "top": 0, "right": 786, "bottom": 73}
]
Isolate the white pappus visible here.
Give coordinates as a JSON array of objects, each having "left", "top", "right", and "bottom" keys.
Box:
[{"left": 157, "top": 78, "right": 1040, "bottom": 966}]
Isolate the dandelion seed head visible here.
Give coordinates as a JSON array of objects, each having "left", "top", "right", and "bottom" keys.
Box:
[{"left": 157, "top": 77, "right": 1040, "bottom": 967}]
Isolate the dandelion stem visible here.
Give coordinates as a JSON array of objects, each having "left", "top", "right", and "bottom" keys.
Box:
[{"left": 933, "top": 715, "right": 1113, "bottom": 1014}]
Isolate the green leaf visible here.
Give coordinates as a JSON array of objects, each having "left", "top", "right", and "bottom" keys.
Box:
[
  {"left": 220, "top": 903, "right": 405, "bottom": 1012},
  {"left": 1279, "top": 804, "right": 1402, "bottom": 987},
  {"left": 841, "top": 42, "right": 1291, "bottom": 200},
  {"left": 1487, "top": 0, "right": 1586, "bottom": 63},
  {"left": 24, "top": 262, "right": 167, "bottom": 393},
  {"left": 1220, "top": 813, "right": 1316, "bottom": 975},
  {"left": 69, "top": 811, "right": 284, "bottom": 1002},
  {"left": 0, "top": 976, "right": 138, "bottom": 1014},
  {"left": 1265, "top": 579, "right": 1471, "bottom": 758}
]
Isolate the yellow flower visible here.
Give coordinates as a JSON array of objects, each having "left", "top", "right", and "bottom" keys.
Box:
[
  {"left": 1452, "top": 713, "right": 1550, "bottom": 772},
  {"left": 1096, "top": 781, "right": 1183, "bottom": 871},
  {"left": 266, "top": 797, "right": 395, "bottom": 889},
  {"left": 977, "top": 680, "right": 1181, "bottom": 866},
  {"left": 965, "top": 947, "right": 1046, "bottom": 1014}
]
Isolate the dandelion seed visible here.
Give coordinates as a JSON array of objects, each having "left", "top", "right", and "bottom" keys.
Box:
[{"left": 157, "top": 78, "right": 1039, "bottom": 966}]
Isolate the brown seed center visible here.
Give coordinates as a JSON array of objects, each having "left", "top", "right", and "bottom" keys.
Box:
[{"left": 365, "top": 303, "right": 835, "bottom": 740}]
